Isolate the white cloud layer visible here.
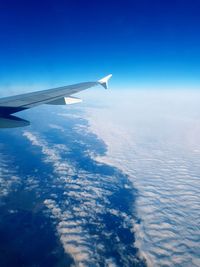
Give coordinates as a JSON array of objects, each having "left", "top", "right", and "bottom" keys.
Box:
[{"left": 82, "top": 89, "right": 200, "bottom": 267}]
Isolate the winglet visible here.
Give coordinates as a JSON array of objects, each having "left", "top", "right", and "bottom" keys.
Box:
[{"left": 98, "top": 74, "right": 112, "bottom": 89}]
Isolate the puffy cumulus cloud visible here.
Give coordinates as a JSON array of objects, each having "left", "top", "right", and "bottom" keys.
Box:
[
  {"left": 23, "top": 128, "right": 144, "bottom": 267},
  {"left": 81, "top": 89, "right": 200, "bottom": 267}
]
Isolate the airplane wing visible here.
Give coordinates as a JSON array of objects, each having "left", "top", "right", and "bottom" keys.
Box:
[{"left": 0, "top": 74, "right": 112, "bottom": 128}]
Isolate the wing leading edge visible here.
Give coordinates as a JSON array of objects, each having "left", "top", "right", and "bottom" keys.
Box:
[{"left": 0, "top": 74, "right": 112, "bottom": 128}]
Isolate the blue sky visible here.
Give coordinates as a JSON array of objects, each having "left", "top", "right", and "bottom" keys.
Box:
[{"left": 0, "top": 0, "right": 200, "bottom": 91}]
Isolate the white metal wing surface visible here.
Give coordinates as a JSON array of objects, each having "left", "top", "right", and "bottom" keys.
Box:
[{"left": 0, "top": 74, "right": 112, "bottom": 128}]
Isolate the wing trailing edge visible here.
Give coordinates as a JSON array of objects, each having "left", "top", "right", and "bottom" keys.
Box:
[{"left": 47, "top": 96, "right": 82, "bottom": 105}]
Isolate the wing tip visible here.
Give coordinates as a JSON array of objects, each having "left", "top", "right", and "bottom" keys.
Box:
[{"left": 98, "top": 74, "right": 112, "bottom": 89}]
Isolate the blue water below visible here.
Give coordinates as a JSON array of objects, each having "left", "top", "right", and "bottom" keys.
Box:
[{"left": 0, "top": 109, "right": 146, "bottom": 266}]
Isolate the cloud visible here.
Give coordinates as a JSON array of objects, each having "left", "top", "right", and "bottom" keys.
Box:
[
  {"left": 82, "top": 89, "right": 200, "bottom": 267},
  {"left": 0, "top": 153, "right": 21, "bottom": 198},
  {"left": 23, "top": 127, "right": 143, "bottom": 267},
  {"left": 23, "top": 131, "right": 76, "bottom": 177}
]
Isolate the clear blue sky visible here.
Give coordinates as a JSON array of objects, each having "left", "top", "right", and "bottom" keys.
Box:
[{"left": 0, "top": 0, "right": 200, "bottom": 90}]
